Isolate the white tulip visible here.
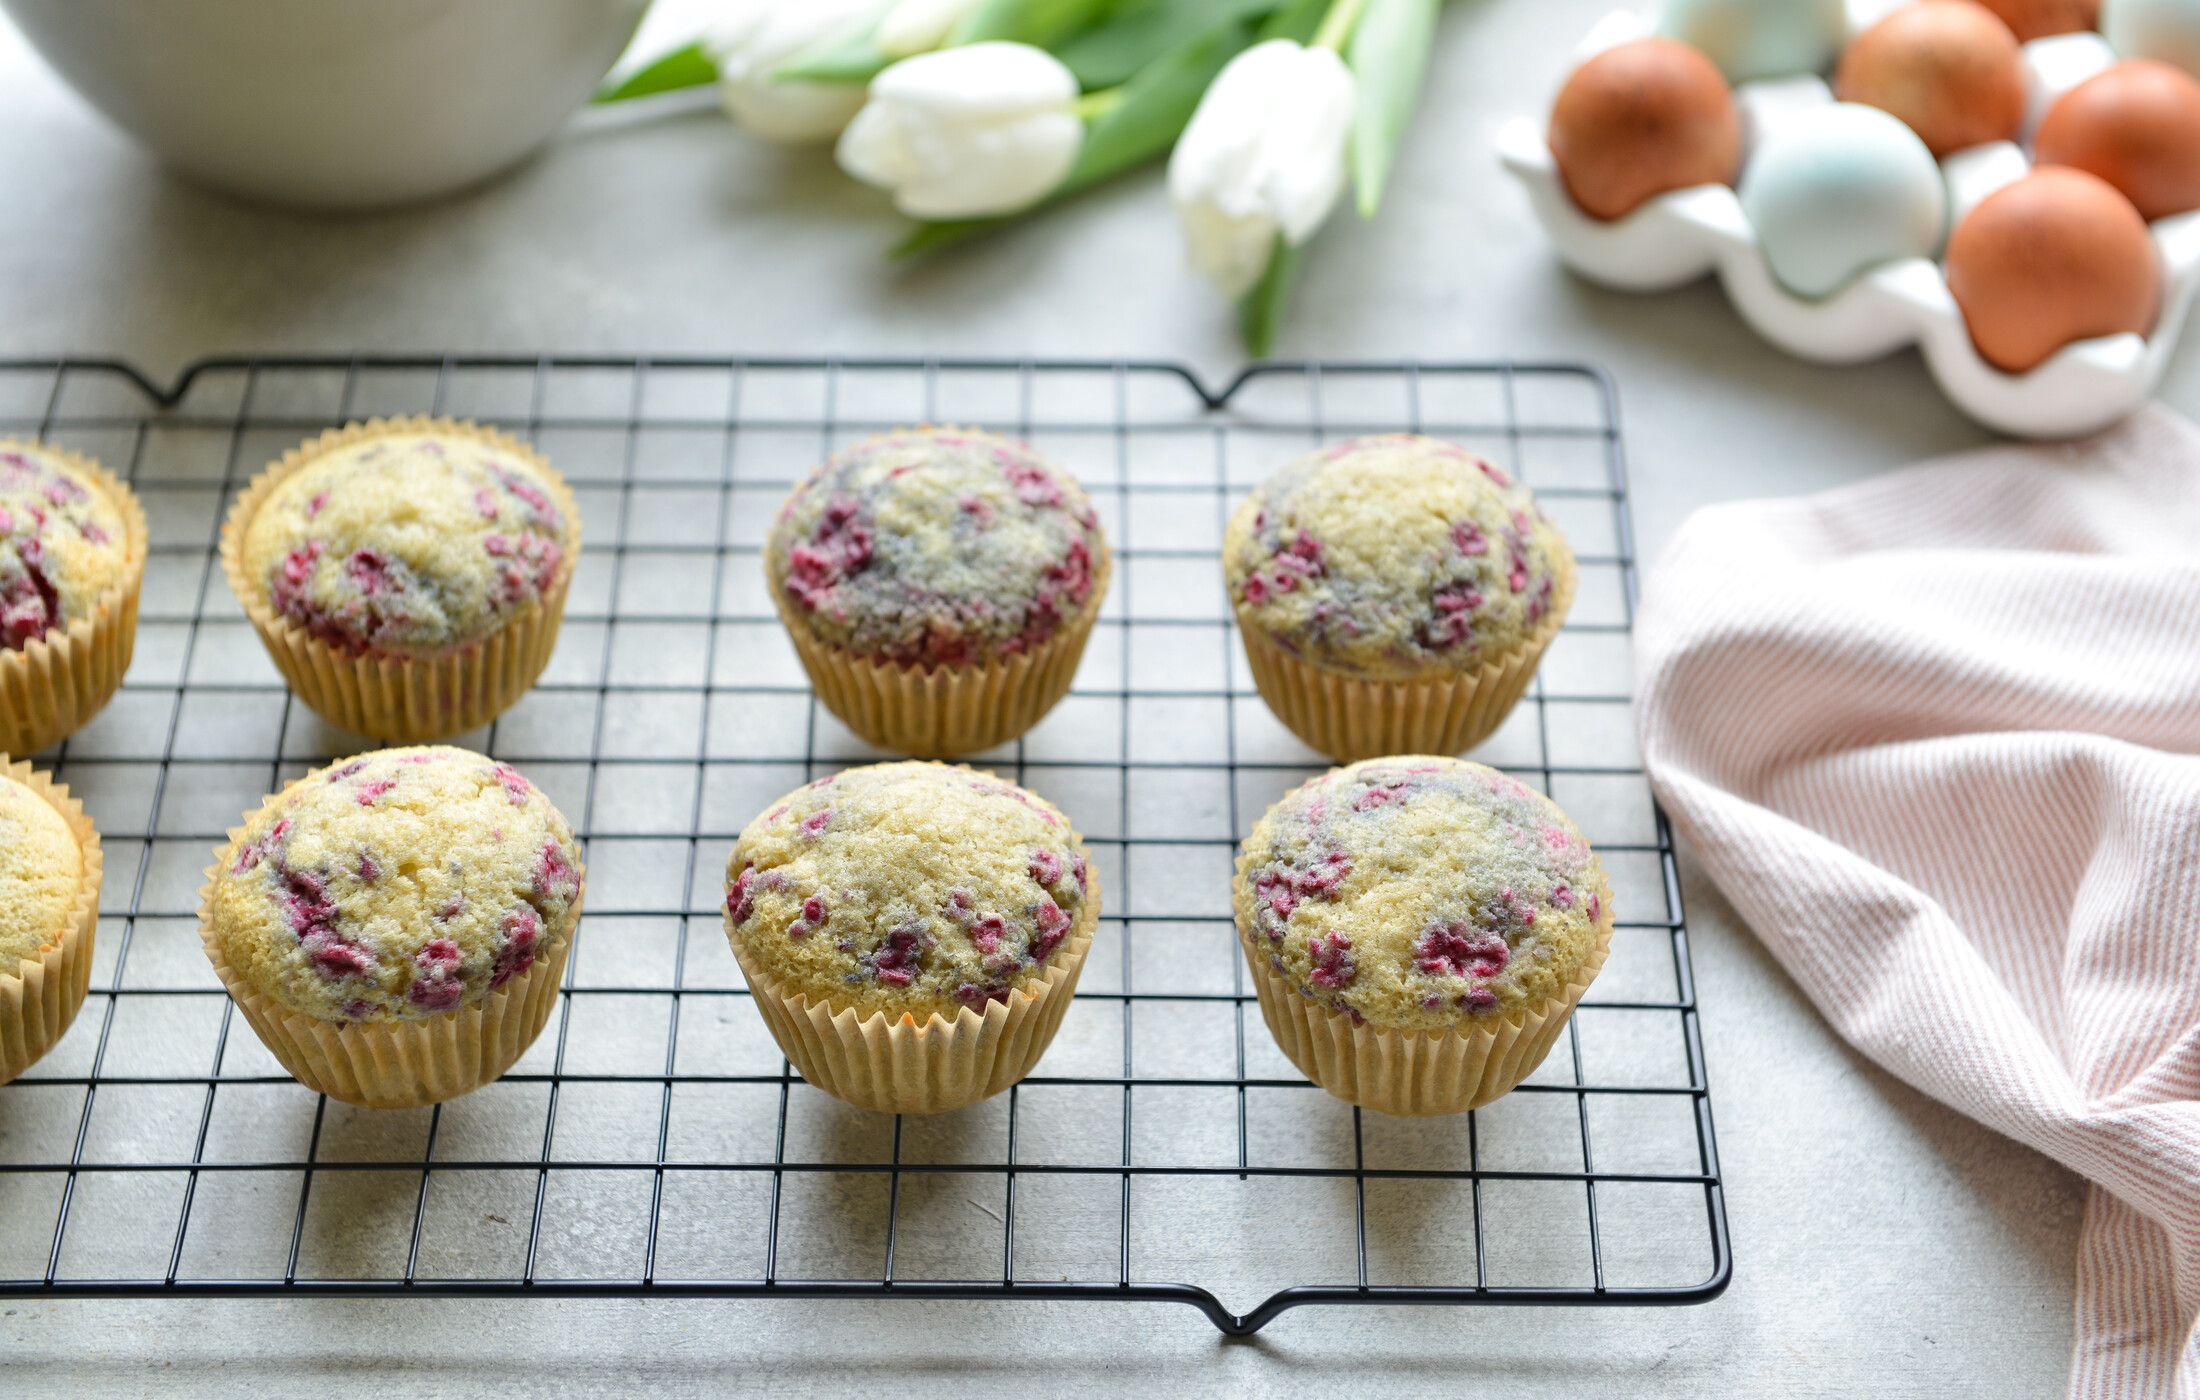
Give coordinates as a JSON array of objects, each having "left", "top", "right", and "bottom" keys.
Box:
[
  {"left": 837, "top": 43, "right": 1085, "bottom": 219},
  {"left": 1167, "top": 39, "right": 1358, "bottom": 298},
  {"left": 706, "top": 0, "right": 878, "bottom": 144},
  {"left": 876, "top": 0, "right": 983, "bottom": 57}
]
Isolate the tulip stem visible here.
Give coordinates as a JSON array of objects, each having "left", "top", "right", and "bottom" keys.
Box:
[{"left": 1311, "top": 0, "right": 1372, "bottom": 52}]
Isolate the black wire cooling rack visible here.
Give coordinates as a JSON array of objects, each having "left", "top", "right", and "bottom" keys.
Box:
[{"left": 0, "top": 355, "right": 1727, "bottom": 1334}]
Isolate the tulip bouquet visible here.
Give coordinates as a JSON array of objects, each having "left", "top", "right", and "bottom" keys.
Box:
[{"left": 601, "top": 0, "right": 1443, "bottom": 351}]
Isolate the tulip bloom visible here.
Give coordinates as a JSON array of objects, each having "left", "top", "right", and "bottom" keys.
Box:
[
  {"left": 876, "top": 0, "right": 983, "bottom": 57},
  {"left": 1167, "top": 39, "right": 1359, "bottom": 298},
  {"left": 707, "top": 0, "right": 879, "bottom": 144},
  {"left": 837, "top": 43, "right": 1085, "bottom": 219}
]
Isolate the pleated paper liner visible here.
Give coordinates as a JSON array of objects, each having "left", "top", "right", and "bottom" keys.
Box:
[
  {"left": 728, "top": 873, "right": 1100, "bottom": 1116},
  {"left": 768, "top": 544, "right": 1111, "bottom": 760},
  {"left": 218, "top": 417, "right": 582, "bottom": 744},
  {"left": 1232, "top": 561, "right": 1576, "bottom": 765},
  {"left": 0, "top": 758, "right": 102, "bottom": 1085},
  {"left": 0, "top": 445, "right": 149, "bottom": 757},
  {"left": 199, "top": 836, "right": 584, "bottom": 1111},
  {"left": 1232, "top": 847, "right": 1613, "bottom": 1117}
]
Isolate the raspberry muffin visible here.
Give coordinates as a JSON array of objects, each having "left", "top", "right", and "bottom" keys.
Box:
[
  {"left": 766, "top": 427, "right": 1110, "bottom": 756},
  {"left": 725, "top": 761, "right": 1098, "bottom": 1114},
  {"left": 1234, "top": 756, "right": 1612, "bottom": 1115},
  {"left": 0, "top": 759, "right": 101, "bottom": 1084},
  {"left": 200, "top": 746, "right": 584, "bottom": 1108},
  {"left": 221, "top": 418, "right": 581, "bottom": 742},
  {"left": 1224, "top": 435, "right": 1574, "bottom": 761},
  {"left": 0, "top": 441, "right": 148, "bottom": 755}
]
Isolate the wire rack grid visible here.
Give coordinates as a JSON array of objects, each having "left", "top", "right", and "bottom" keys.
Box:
[{"left": 0, "top": 354, "right": 1728, "bottom": 1335}]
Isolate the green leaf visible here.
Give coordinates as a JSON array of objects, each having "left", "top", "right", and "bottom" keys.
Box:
[
  {"left": 892, "top": 219, "right": 995, "bottom": 257},
  {"left": 775, "top": 23, "right": 896, "bottom": 83},
  {"left": 592, "top": 41, "right": 718, "bottom": 104},
  {"left": 891, "top": 5, "right": 1272, "bottom": 258},
  {"left": 1055, "top": 0, "right": 1279, "bottom": 88},
  {"left": 1258, "top": 0, "right": 1333, "bottom": 43},
  {"left": 1061, "top": 10, "right": 1264, "bottom": 193},
  {"left": 951, "top": 0, "right": 1118, "bottom": 49},
  {"left": 1347, "top": 0, "right": 1440, "bottom": 216},
  {"left": 781, "top": 0, "right": 1120, "bottom": 84},
  {"left": 1236, "top": 235, "right": 1303, "bottom": 356}
]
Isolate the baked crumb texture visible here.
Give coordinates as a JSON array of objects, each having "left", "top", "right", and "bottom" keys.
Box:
[
  {"left": 769, "top": 427, "right": 1105, "bottom": 668},
  {"left": 1225, "top": 435, "right": 1573, "bottom": 680},
  {"left": 1239, "top": 756, "right": 1609, "bottom": 1032},
  {"left": 0, "top": 443, "right": 130, "bottom": 652},
  {"left": 242, "top": 431, "right": 568, "bottom": 658},
  {"left": 207, "top": 746, "right": 582, "bottom": 1023},
  {"left": 727, "top": 761, "right": 1093, "bottom": 1022},
  {"left": 0, "top": 769, "right": 82, "bottom": 968}
]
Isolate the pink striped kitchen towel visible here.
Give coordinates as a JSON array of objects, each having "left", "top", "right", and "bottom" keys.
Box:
[{"left": 1634, "top": 405, "right": 2200, "bottom": 1399}]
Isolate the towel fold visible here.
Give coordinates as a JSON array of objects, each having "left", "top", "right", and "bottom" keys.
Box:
[{"left": 1634, "top": 405, "right": 2200, "bottom": 1400}]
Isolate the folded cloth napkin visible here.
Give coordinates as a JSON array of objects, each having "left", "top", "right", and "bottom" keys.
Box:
[{"left": 1634, "top": 405, "right": 2200, "bottom": 1399}]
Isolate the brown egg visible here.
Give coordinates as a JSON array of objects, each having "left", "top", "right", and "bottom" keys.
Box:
[
  {"left": 1971, "top": 0, "right": 2101, "bottom": 39},
  {"left": 2035, "top": 60, "right": 2200, "bottom": 219},
  {"left": 1835, "top": 2, "right": 2027, "bottom": 156},
  {"left": 1548, "top": 39, "right": 1741, "bottom": 222},
  {"left": 1945, "top": 167, "right": 2160, "bottom": 372}
]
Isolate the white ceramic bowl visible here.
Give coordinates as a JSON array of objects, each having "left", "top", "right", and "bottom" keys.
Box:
[{"left": 3, "top": 0, "right": 648, "bottom": 209}]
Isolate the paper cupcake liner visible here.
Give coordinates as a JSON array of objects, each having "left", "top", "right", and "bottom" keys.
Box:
[
  {"left": 0, "top": 447, "right": 148, "bottom": 757},
  {"left": 728, "top": 861, "right": 1100, "bottom": 1116},
  {"left": 0, "top": 759, "right": 102, "bottom": 1085},
  {"left": 1232, "top": 846, "right": 1612, "bottom": 1116},
  {"left": 219, "top": 417, "right": 582, "bottom": 744},
  {"left": 769, "top": 546, "right": 1111, "bottom": 759},
  {"left": 1233, "top": 563, "right": 1576, "bottom": 764},
  {"left": 199, "top": 829, "right": 584, "bottom": 1111}
]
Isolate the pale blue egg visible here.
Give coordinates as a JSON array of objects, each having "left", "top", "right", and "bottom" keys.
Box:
[
  {"left": 1656, "top": 0, "right": 1849, "bottom": 81},
  {"left": 2103, "top": 0, "right": 2200, "bottom": 77},
  {"left": 1740, "top": 103, "right": 1950, "bottom": 299}
]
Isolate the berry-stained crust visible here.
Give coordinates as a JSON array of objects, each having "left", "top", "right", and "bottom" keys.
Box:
[
  {"left": 0, "top": 444, "right": 129, "bottom": 653},
  {"left": 0, "top": 772, "right": 82, "bottom": 968},
  {"left": 241, "top": 430, "right": 569, "bottom": 658},
  {"left": 206, "top": 747, "right": 582, "bottom": 1023},
  {"left": 1239, "top": 757, "right": 1609, "bottom": 1030},
  {"left": 726, "top": 762, "right": 1094, "bottom": 1020},
  {"left": 767, "top": 428, "right": 1106, "bottom": 668},
  {"left": 1224, "top": 434, "right": 1573, "bottom": 681}
]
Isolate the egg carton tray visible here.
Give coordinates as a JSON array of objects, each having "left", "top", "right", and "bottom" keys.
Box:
[
  {"left": 1497, "top": 1, "right": 2200, "bottom": 438},
  {"left": 0, "top": 355, "right": 1726, "bottom": 1335}
]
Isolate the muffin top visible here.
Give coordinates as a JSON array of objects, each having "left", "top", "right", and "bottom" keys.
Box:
[
  {"left": 206, "top": 746, "right": 583, "bottom": 1023},
  {"left": 1239, "top": 757, "right": 1609, "bottom": 1031},
  {"left": 0, "top": 443, "right": 131, "bottom": 652},
  {"left": 1224, "top": 435, "right": 1573, "bottom": 680},
  {"left": 0, "top": 771, "right": 83, "bottom": 971},
  {"left": 241, "top": 427, "right": 571, "bottom": 658},
  {"left": 726, "top": 762, "right": 1094, "bottom": 1021},
  {"left": 768, "top": 428, "right": 1106, "bottom": 668}
]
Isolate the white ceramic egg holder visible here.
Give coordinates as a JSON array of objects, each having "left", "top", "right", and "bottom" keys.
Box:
[{"left": 1496, "top": 1, "right": 2200, "bottom": 438}]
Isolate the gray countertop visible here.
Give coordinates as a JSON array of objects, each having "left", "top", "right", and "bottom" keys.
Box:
[{"left": 2, "top": 1, "right": 2181, "bottom": 1394}]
